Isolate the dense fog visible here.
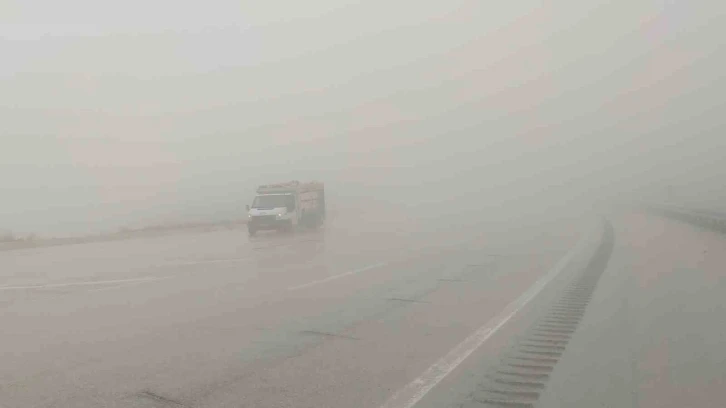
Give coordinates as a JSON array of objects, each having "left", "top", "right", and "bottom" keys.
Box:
[{"left": 2, "top": 1, "right": 725, "bottom": 236}]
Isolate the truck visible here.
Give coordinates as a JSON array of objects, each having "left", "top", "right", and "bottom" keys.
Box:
[{"left": 246, "top": 181, "right": 326, "bottom": 236}]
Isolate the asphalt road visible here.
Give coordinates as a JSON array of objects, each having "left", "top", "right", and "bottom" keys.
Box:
[{"left": 1, "top": 211, "right": 724, "bottom": 408}]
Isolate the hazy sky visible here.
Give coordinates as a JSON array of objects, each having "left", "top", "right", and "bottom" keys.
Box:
[{"left": 2, "top": 1, "right": 726, "bottom": 236}]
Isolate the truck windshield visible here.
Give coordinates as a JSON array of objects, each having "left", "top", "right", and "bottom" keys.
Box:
[{"left": 252, "top": 195, "right": 290, "bottom": 209}]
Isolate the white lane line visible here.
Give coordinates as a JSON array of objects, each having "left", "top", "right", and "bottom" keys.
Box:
[
  {"left": 0, "top": 277, "right": 167, "bottom": 291},
  {"left": 87, "top": 278, "right": 168, "bottom": 293},
  {"left": 378, "top": 230, "right": 592, "bottom": 408},
  {"left": 287, "top": 262, "right": 389, "bottom": 291}
]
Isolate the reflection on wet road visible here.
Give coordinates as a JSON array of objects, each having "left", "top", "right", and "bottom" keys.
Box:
[{"left": 3, "top": 212, "right": 724, "bottom": 408}]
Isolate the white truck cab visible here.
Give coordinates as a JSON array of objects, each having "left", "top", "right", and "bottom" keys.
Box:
[{"left": 246, "top": 181, "right": 325, "bottom": 236}]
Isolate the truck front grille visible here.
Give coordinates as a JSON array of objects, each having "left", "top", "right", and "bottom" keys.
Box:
[{"left": 251, "top": 215, "right": 277, "bottom": 224}]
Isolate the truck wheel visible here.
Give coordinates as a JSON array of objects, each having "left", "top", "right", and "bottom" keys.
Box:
[{"left": 248, "top": 228, "right": 256, "bottom": 237}]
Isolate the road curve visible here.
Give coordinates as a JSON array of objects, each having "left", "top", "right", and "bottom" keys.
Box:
[
  {"left": 413, "top": 211, "right": 726, "bottom": 408},
  {"left": 2, "top": 211, "right": 723, "bottom": 408}
]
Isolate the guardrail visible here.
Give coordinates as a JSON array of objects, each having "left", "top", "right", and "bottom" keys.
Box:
[{"left": 649, "top": 205, "right": 726, "bottom": 234}]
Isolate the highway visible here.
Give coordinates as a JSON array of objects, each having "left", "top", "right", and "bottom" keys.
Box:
[{"left": 1, "top": 210, "right": 725, "bottom": 408}]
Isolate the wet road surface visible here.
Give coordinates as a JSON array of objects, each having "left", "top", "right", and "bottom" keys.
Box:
[
  {"left": 417, "top": 211, "right": 726, "bottom": 408},
  {"left": 2, "top": 211, "right": 724, "bottom": 407}
]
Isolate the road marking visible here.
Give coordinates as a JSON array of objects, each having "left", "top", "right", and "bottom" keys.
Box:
[
  {"left": 287, "top": 262, "right": 388, "bottom": 291},
  {"left": 0, "top": 277, "right": 166, "bottom": 291},
  {"left": 88, "top": 278, "right": 168, "bottom": 292},
  {"left": 378, "top": 230, "right": 592, "bottom": 408}
]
